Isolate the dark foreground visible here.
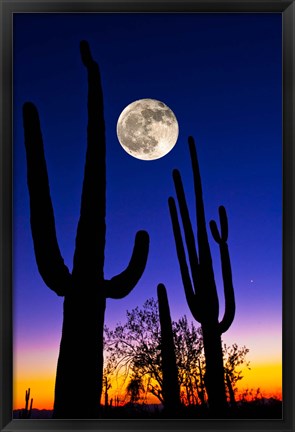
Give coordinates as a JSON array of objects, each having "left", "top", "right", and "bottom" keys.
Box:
[{"left": 14, "top": 398, "right": 282, "bottom": 420}]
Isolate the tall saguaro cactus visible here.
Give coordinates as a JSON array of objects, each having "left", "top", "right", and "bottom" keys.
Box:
[
  {"left": 168, "top": 136, "right": 235, "bottom": 416},
  {"left": 157, "top": 283, "right": 180, "bottom": 415},
  {"left": 22, "top": 41, "right": 149, "bottom": 419}
]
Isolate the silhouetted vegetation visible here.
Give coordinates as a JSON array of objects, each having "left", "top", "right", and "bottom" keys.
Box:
[
  {"left": 13, "top": 394, "right": 282, "bottom": 420},
  {"left": 126, "top": 375, "right": 145, "bottom": 405},
  {"left": 13, "top": 299, "right": 281, "bottom": 420},
  {"left": 223, "top": 343, "right": 250, "bottom": 407},
  {"left": 22, "top": 41, "right": 149, "bottom": 419},
  {"left": 168, "top": 136, "right": 235, "bottom": 417},
  {"left": 104, "top": 298, "right": 250, "bottom": 412}
]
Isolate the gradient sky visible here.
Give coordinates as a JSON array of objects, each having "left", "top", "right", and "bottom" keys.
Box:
[{"left": 13, "top": 12, "right": 282, "bottom": 409}]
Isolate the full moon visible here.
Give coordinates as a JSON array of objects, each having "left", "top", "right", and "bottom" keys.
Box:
[{"left": 116, "top": 98, "right": 179, "bottom": 160}]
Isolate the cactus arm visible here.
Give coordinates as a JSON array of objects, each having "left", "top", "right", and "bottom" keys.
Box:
[
  {"left": 105, "top": 230, "right": 149, "bottom": 299},
  {"left": 188, "top": 136, "right": 219, "bottom": 320},
  {"left": 72, "top": 40, "right": 106, "bottom": 282},
  {"left": 168, "top": 197, "right": 201, "bottom": 322},
  {"left": 210, "top": 206, "right": 228, "bottom": 243},
  {"left": 218, "top": 241, "right": 235, "bottom": 334},
  {"left": 209, "top": 206, "right": 235, "bottom": 334},
  {"left": 23, "top": 103, "right": 72, "bottom": 296},
  {"left": 172, "top": 169, "right": 200, "bottom": 289},
  {"left": 188, "top": 136, "right": 213, "bottom": 268}
]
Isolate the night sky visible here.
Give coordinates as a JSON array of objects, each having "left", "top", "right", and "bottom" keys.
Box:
[{"left": 13, "top": 12, "right": 282, "bottom": 408}]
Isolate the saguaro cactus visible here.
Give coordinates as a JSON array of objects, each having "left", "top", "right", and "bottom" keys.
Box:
[
  {"left": 157, "top": 283, "right": 180, "bottom": 415},
  {"left": 22, "top": 41, "right": 149, "bottom": 419},
  {"left": 19, "top": 388, "right": 33, "bottom": 419},
  {"left": 168, "top": 136, "right": 235, "bottom": 416}
]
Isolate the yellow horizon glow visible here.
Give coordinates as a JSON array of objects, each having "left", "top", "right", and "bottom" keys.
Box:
[
  {"left": 13, "top": 346, "right": 57, "bottom": 410},
  {"left": 236, "top": 362, "right": 282, "bottom": 400},
  {"left": 14, "top": 377, "right": 55, "bottom": 411},
  {"left": 13, "top": 361, "right": 282, "bottom": 410}
]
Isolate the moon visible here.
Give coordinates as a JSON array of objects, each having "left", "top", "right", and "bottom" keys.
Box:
[{"left": 116, "top": 98, "right": 179, "bottom": 160}]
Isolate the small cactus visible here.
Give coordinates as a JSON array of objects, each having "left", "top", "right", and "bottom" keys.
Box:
[{"left": 19, "top": 388, "right": 33, "bottom": 419}]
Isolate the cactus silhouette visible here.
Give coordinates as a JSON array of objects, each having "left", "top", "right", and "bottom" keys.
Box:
[
  {"left": 157, "top": 283, "right": 180, "bottom": 415},
  {"left": 168, "top": 136, "right": 235, "bottom": 416},
  {"left": 19, "top": 388, "right": 33, "bottom": 419},
  {"left": 22, "top": 41, "right": 149, "bottom": 419}
]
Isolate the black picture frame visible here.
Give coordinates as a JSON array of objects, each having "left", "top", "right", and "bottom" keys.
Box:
[{"left": 1, "top": 1, "right": 294, "bottom": 431}]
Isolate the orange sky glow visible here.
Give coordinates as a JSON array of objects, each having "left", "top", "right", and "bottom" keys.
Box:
[{"left": 14, "top": 358, "right": 282, "bottom": 411}]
